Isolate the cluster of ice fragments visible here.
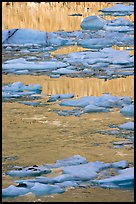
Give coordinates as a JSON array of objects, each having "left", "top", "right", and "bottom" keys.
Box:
[
  {"left": 2, "top": 47, "right": 134, "bottom": 79},
  {"left": 48, "top": 93, "right": 133, "bottom": 117},
  {"left": 2, "top": 82, "right": 42, "bottom": 99},
  {"left": 2, "top": 3, "right": 134, "bottom": 79},
  {"left": 2, "top": 155, "right": 134, "bottom": 198},
  {"left": 99, "top": 3, "right": 134, "bottom": 16}
]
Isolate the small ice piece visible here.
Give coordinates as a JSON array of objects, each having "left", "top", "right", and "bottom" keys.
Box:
[
  {"left": 120, "top": 104, "right": 134, "bottom": 117},
  {"left": 118, "top": 122, "right": 134, "bottom": 130},
  {"left": 55, "top": 181, "right": 78, "bottom": 188},
  {"left": 80, "top": 15, "right": 106, "bottom": 30},
  {"left": 52, "top": 68, "right": 78, "bottom": 75},
  {"left": 59, "top": 96, "right": 92, "bottom": 108},
  {"left": 2, "top": 185, "right": 30, "bottom": 198},
  {"left": 111, "top": 160, "right": 129, "bottom": 169},
  {"left": 82, "top": 69, "right": 92, "bottom": 74},
  {"left": 2, "top": 92, "right": 20, "bottom": 98},
  {"left": 23, "top": 84, "right": 42, "bottom": 92},
  {"left": 50, "top": 74, "right": 60, "bottom": 78},
  {"left": 30, "top": 183, "right": 64, "bottom": 196},
  {"left": 19, "top": 101, "right": 41, "bottom": 107},
  {"left": 2, "top": 82, "right": 24, "bottom": 92},
  {"left": 57, "top": 109, "right": 81, "bottom": 117},
  {"left": 34, "top": 176, "right": 55, "bottom": 184},
  {"left": 83, "top": 104, "right": 108, "bottom": 113},
  {"left": 15, "top": 70, "right": 29, "bottom": 74},
  {"left": 77, "top": 38, "right": 113, "bottom": 49},
  {"left": 103, "top": 25, "right": 134, "bottom": 33},
  {"left": 100, "top": 4, "right": 134, "bottom": 13},
  {"left": 4, "top": 58, "right": 28, "bottom": 64},
  {"left": 48, "top": 94, "right": 74, "bottom": 102},
  {"left": 107, "top": 17, "right": 133, "bottom": 27},
  {"left": 62, "top": 161, "right": 105, "bottom": 181},
  {"left": 52, "top": 155, "right": 88, "bottom": 168},
  {"left": 92, "top": 167, "right": 134, "bottom": 189},
  {"left": 6, "top": 167, "right": 51, "bottom": 178}
]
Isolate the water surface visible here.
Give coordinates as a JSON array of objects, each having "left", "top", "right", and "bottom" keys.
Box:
[{"left": 2, "top": 2, "right": 134, "bottom": 202}]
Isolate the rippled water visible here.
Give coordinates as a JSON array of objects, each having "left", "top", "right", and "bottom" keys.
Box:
[{"left": 2, "top": 2, "right": 134, "bottom": 202}]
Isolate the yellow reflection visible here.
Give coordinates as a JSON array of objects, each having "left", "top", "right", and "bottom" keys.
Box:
[
  {"left": 112, "top": 46, "right": 134, "bottom": 55},
  {"left": 2, "top": 75, "right": 134, "bottom": 99},
  {"left": 51, "top": 46, "right": 89, "bottom": 55},
  {"left": 2, "top": 2, "right": 114, "bottom": 32}
]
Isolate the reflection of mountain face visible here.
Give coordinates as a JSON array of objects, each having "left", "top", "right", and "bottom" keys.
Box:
[
  {"left": 2, "top": 2, "right": 134, "bottom": 32},
  {"left": 2, "top": 75, "right": 134, "bottom": 99}
]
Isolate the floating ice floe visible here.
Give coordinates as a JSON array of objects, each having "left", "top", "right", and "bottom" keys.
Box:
[
  {"left": 47, "top": 94, "right": 74, "bottom": 102},
  {"left": 107, "top": 17, "right": 133, "bottom": 27},
  {"left": 77, "top": 37, "right": 113, "bottom": 49},
  {"left": 2, "top": 82, "right": 42, "bottom": 99},
  {"left": 59, "top": 94, "right": 132, "bottom": 108},
  {"left": 2, "top": 60, "right": 69, "bottom": 74},
  {"left": 2, "top": 155, "right": 134, "bottom": 198},
  {"left": 2, "top": 185, "right": 30, "bottom": 198},
  {"left": 6, "top": 165, "right": 51, "bottom": 178},
  {"left": 30, "top": 183, "right": 64, "bottom": 196},
  {"left": 55, "top": 94, "right": 133, "bottom": 116},
  {"left": 2, "top": 29, "right": 48, "bottom": 45},
  {"left": 80, "top": 15, "right": 106, "bottom": 30},
  {"left": 120, "top": 104, "right": 134, "bottom": 117},
  {"left": 118, "top": 122, "right": 134, "bottom": 130},
  {"left": 52, "top": 155, "right": 88, "bottom": 168},
  {"left": 91, "top": 167, "right": 134, "bottom": 189},
  {"left": 19, "top": 101, "right": 41, "bottom": 107},
  {"left": 100, "top": 3, "right": 134, "bottom": 16}
]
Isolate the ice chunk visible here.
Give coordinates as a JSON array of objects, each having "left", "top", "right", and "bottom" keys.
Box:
[
  {"left": 62, "top": 161, "right": 105, "bottom": 181},
  {"left": 80, "top": 15, "right": 106, "bottom": 30},
  {"left": 2, "top": 61, "right": 68, "bottom": 72},
  {"left": 107, "top": 17, "right": 133, "bottom": 27},
  {"left": 52, "top": 155, "right": 88, "bottom": 168},
  {"left": 6, "top": 166, "right": 51, "bottom": 178},
  {"left": 2, "top": 185, "right": 30, "bottom": 198},
  {"left": 48, "top": 94, "right": 74, "bottom": 102},
  {"left": 2, "top": 82, "right": 24, "bottom": 92},
  {"left": 30, "top": 183, "right": 64, "bottom": 196},
  {"left": 59, "top": 96, "right": 92, "bottom": 107},
  {"left": 118, "top": 122, "right": 134, "bottom": 130},
  {"left": 19, "top": 101, "right": 41, "bottom": 107},
  {"left": 92, "top": 167, "right": 134, "bottom": 189},
  {"left": 52, "top": 68, "right": 78, "bottom": 75},
  {"left": 77, "top": 38, "right": 113, "bottom": 49},
  {"left": 104, "top": 25, "right": 133, "bottom": 33},
  {"left": 100, "top": 4, "right": 134, "bottom": 13},
  {"left": 2, "top": 82, "right": 42, "bottom": 96},
  {"left": 111, "top": 160, "right": 129, "bottom": 169},
  {"left": 50, "top": 74, "right": 60, "bottom": 78},
  {"left": 56, "top": 181, "right": 78, "bottom": 188},
  {"left": 83, "top": 104, "right": 108, "bottom": 113},
  {"left": 120, "top": 104, "right": 134, "bottom": 117},
  {"left": 2, "top": 28, "right": 48, "bottom": 45}
]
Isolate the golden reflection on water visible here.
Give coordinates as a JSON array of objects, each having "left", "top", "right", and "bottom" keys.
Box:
[
  {"left": 1, "top": 2, "right": 122, "bottom": 32},
  {"left": 2, "top": 2, "right": 134, "bottom": 32},
  {"left": 2, "top": 75, "right": 134, "bottom": 99}
]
